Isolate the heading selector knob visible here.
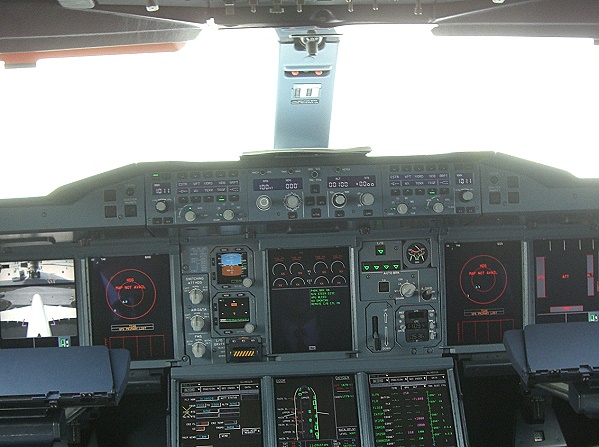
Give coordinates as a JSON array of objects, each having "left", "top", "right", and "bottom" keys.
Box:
[{"left": 284, "top": 193, "right": 301, "bottom": 211}]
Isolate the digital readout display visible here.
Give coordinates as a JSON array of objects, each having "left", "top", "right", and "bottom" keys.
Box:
[
  {"left": 455, "top": 173, "right": 474, "bottom": 185},
  {"left": 253, "top": 178, "right": 303, "bottom": 192},
  {"left": 327, "top": 175, "right": 376, "bottom": 189},
  {"left": 152, "top": 183, "right": 172, "bottom": 195}
]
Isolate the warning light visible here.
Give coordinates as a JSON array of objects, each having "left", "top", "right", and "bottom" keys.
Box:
[
  {"left": 315, "top": 70, "right": 323, "bottom": 76},
  {"left": 291, "top": 71, "right": 299, "bottom": 76}
]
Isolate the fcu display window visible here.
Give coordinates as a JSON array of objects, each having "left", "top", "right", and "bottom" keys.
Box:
[
  {"left": 369, "top": 370, "right": 457, "bottom": 447},
  {"left": 268, "top": 247, "right": 353, "bottom": 354},
  {"left": 0, "top": 259, "right": 78, "bottom": 349},
  {"left": 88, "top": 254, "right": 174, "bottom": 361},
  {"left": 274, "top": 375, "right": 361, "bottom": 447},
  {"left": 444, "top": 241, "right": 523, "bottom": 346},
  {"left": 179, "top": 378, "right": 262, "bottom": 447},
  {"left": 534, "top": 238, "right": 599, "bottom": 324}
]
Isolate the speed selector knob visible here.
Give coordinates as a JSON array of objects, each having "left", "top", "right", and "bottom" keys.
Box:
[
  {"left": 189, "top": 288, "right": 204, "bottom": 304},
  {"left": 400, "top": 282, "right": 417, "bottom": 298},
  {"left": 360, "top": 192, "right": 375, "bottom": 206},
  {"left": 191, "top": 342, "right": 207, "bottom": 358},
  {"left": 155, "top": 200, "right": 168, "bottom": 213},
  {"left": 284, "top": 193, "right": 301, "bottom": 211},
  {"left": 190, "top": 315, "right": 205, "bottom": 331},
  {"left": 256, "top": 195, "right": 272, "bottom": 211}
]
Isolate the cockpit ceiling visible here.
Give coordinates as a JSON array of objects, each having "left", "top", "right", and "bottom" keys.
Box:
[{"left": 1, "top": 0, "right": 599, "bottom": 54}]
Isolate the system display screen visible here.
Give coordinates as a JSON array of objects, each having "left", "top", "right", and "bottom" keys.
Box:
[
  {"left": 534, "top": 238, "right": 599, "bottom": 324},
  {"left": 0, "top": 259, "right": 77, "bottom": 348},
  {"left": 369, "top": 370, "right": 457, "bottom": 447},
  {"left": 444, "top": 241, "right": 523, "bottom": 345},
  {"left": 179, "top": 378, "right": 262, "bottom": 447},
  {"left": 268, "top": 247, "right": 353, "bottom": 354},
  {"left": 88, "top": 254, "right": 174, "bottom": 361},
  {"left": 274, "top": 375, "right": 361, "bottom": 447}
]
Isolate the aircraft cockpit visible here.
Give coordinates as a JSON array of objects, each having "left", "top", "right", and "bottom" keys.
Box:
[{"left": 1, "top": 1, "right": 599, "bottom": 446}]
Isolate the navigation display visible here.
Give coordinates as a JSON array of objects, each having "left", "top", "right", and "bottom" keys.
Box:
[
  {"left": 88, "top": 254, "right": 174, "bottom": 361},
  {"left": 444, "top": 241, "right": 523, "bottom": 345},
  {"left": 268, "top": 247, "right": 353, "bottom": 354},
  {"left": 179, "top": 378, "right": 262, "bottom": 447},
  {"left": 274, "top": 375, "right": 361, "bottom": 447},
  {"left": 534, "top": 238, "right": 599, "bottom": 324},
  {"left": 0, "top": 259, "right": 77, "bottom": 348},
  {"left": 369, "top": 370, "right": 457, "bottom": 447}
]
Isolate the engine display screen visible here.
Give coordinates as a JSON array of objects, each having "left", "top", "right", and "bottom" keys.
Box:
[
  {"left": 444, "top": 241, "right": 523, "bottom": 346},
  {"left": 274, "top": 375, "right": 361, "bottom": 447},
  {"left": 268, "top": 247, "right": 353, "bottom": 354},
  {"left": 534, "top": 238, "right": 599, "bottom": 324},
  {"left": 179, "top": 378, "right": 262, "bottom": 447},
  {"left": 88, "top": 254, "right": 174, "bottom": 361},
  {"left": 369, "top": 370, "right": 457, "bottom": 447},
  {"left": 0, "top": 259, "right": 77, "bottom": 349}
]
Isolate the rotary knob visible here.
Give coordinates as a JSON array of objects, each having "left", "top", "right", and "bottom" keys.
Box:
[
  {"left": 155, "top": 200, "right": 168, "bottom": 213},
  {"left": 460, "top": 190, "right": 475, "bottom": 202},
  {"left": 432, "top": 202, "right": 444, "bottom": 213},
  {"left": 222, "top": 209, "right": 235, "bottom": 221},
  {"left": 244, "top": 322, "right": 256, "bottom": 334},
  {"left": 397, "top": 203, "right": 409, "bottom": 215},
  {"left": 360, "top": 192, "right": 375, "bottom": 206},
  {"left": 400, "top": 282, "right": 417, "bottom": 298},
  {"left": 284, "top": 193, "right": 301, "bottom": 211},
  {"left": 189, "top": 288, "right": 204, "bottom": 304},
  {"left": 256, "top": 195, "right": 272, "bottom": 211},
  {"left": 190, "top": 315, "right": 205, "bottom": 331},
  {"left": 191, "top": 341, "right": 207, "bottom": 358},
  {"left": 332, "top": 193, "right": 347, "bottom": 208},
  {"left": 184, "top": 210, "right": 197, "bottom": 222}
]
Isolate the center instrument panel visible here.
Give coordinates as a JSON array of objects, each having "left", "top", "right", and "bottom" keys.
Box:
[{"left": 1, "top": 151, "right": 599, "bottom": 446}]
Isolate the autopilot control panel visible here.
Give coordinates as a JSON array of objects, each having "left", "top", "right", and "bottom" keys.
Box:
[{"left": 1, "top": 151, "right": 599, "bottom": 446}]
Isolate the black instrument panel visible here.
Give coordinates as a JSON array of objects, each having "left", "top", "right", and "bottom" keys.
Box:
[{"left": 2, "top": 153, "right": 599, "bottom": 447}]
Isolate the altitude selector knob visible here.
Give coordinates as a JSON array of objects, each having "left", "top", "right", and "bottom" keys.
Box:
[{"left": 284, "top": 193, "right": 301, "bottom": 211}]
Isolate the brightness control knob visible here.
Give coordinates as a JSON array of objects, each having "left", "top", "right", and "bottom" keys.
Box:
[
  {"left": 284, "top": 193, "right": 301, "bottom": 211},
  {"left": 155, "top": 200, "right": 168, "bottom": 213},
  {"left": 460, "top": 190, "right": 475, "bottom": 202}
]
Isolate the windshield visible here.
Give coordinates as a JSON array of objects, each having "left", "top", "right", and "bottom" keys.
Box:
[{"left": 1, "top": 24, "right": 598, "bottom": 199}]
